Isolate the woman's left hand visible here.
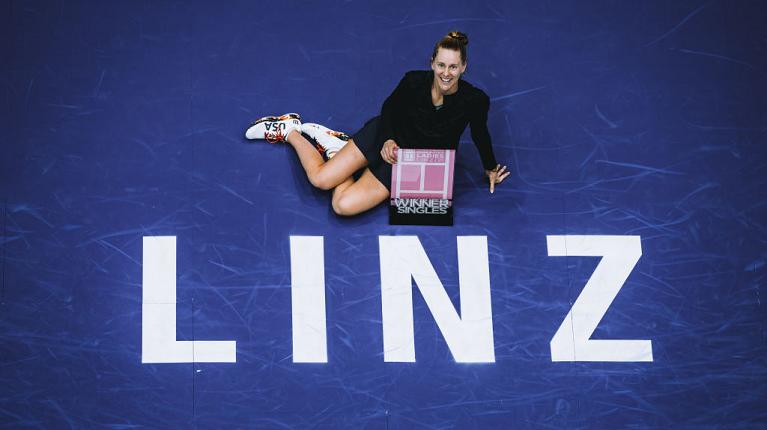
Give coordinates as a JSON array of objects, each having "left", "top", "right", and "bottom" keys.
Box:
[{"left": 485, "top": 164, "right": 511, "bottom": 194}]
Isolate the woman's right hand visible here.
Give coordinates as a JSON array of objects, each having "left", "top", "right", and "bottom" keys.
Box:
[{"left": 381, "top": 139, "right": 400, "bottom": 164}]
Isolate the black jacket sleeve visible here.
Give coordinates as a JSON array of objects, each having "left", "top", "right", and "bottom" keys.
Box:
[
  {"left": 378, "top": 73, "right": 410, "bottom": 144},
  {"left": 469, "top": 91, "right": 498, "bottom": 171}
]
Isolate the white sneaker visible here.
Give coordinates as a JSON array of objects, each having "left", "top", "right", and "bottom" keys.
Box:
[
  {"left": 301, "top": 123, "right": 350, "bottom": 159},
  {"left": 245, "top": 113, "right": 302, "bottom": 143}
]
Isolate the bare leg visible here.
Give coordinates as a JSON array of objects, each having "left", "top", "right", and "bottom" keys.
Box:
[
  {"left": 283, "top": 130, "right": 389, "bottom": 216},
  {"left": 331, "top": 168, "right": 390, "bottom": 216},
  {"left": 285, "top": 130, "right": 367, "bottom": 190}
]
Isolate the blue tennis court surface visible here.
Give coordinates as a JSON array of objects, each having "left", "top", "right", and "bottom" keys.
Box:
[{"left": 2, "top": 0, "right": 766, "bottom": 428}]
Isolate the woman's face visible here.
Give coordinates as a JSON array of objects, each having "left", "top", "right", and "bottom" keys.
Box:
[{"left": 431, "top": 47, "right": 466, "bottom": 95}]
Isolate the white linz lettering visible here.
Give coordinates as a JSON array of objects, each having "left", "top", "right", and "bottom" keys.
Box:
[{"left": 140, "top": 235, "right": 652, "bottom": 364}]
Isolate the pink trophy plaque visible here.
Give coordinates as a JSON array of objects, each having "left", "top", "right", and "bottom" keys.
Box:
[{"left": 389, "top": 148, "right": 456, "bottom": 226}]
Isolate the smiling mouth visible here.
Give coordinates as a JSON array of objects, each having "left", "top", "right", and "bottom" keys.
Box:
[{"left": 440, "top": 77, "right": 452, "bottom": 84}]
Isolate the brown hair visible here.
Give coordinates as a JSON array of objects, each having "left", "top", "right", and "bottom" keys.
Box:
[{"left": 431, "top": 31, "right": 469, "bottom": 64}]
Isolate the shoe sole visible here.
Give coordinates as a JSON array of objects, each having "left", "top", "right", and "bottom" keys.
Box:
[
  {"left": 302, "top": 123, "right": 350, "bottom": 160},
  {"left": 327, "top": 130, "right": 350, "bottom": 141},
  {"left": 303, "top": 123, "right": 350, "bottom": 141},
  {"left": 245, "top": 113, "right": 301, "bottom": 141},
  {"left": 250, "top": 113, "right": 301, "bottom": 127}
]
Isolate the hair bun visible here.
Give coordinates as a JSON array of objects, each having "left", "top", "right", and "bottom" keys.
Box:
[
  {"left": 447, "top": 31, "right": 469, "bottom": 46},
  {"left": 432, "top": 30, "right": 469, "bottom": 63}
]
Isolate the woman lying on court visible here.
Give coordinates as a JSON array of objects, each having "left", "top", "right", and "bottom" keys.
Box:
[{"left": 245, "top": 31, "right": 510, "bottom": 216}]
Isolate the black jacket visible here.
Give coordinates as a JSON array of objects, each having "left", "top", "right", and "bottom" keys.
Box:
[{"left": 378, "top": 70, "right": 497, "bottom": 171}]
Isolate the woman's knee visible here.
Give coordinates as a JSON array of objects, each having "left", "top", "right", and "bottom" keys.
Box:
[
  {"left": 308, "top": 170, "right": 336, "bottom": 191},
  {"left": 331, "top": 193, "right": 361, "bottom": 217}
]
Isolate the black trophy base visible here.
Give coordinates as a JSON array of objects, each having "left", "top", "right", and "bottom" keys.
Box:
[{"left": 389, "top": 203, "right": 454, "bottom": 226}]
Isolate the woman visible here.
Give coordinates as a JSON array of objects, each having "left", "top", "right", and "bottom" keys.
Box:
[{"left": 245, "top": 31, "right": 510, "bottom": 216}]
